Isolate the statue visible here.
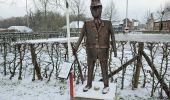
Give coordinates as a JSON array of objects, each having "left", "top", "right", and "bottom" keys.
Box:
[{"left": 74, "top": 0, "right": 117, "bottom": 94}]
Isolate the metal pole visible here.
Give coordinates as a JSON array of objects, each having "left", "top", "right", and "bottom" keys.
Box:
[
  {"left": 69, "top": 70, "right": 74, "bottom": 99},
  {"left": 125, "top": 0, "right": 128, "bottom": 28},
  {"left": 66, "top": 0, "right": 71, "bottom": 62},
  {"left": 26, "top": 0, "right": 29, "bottom": 28}
]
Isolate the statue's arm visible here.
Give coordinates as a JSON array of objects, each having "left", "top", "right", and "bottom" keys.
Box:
[
  {"left": 109, "top": 21, "right": 117, "bottom": 57},
  {"left": 74, "top": 22, "right": 86, "bottom": 52}
]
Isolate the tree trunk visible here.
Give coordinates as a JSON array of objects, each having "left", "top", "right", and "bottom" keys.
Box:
[
  {"left": 47, "top": 44, "right": 55, "bottom": 82},
  {"left": 30, "top": 44, "right": 42, "bottom": 80},
  {"left": 3, "top": 42, "right": 7, "bottom": 75},
  {"left": 121, "top": 42, "right": 126, "bottom": 89},
  {"left": 130, "top": 42, "right": 137, "bottom": 90},
  {"left": 141, "top": 65, "right": 146, "bottom": 88},
  {"left": 9, "top": 45, "right": 18, "bottom": 80},
  {"left": 18, "top": 44, "right": 23, "bottom": 80}
]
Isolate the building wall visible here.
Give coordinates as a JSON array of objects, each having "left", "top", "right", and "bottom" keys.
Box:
[
  {"left": 146, "top": 19, "right": 154, "bottom": 31},
  {"left": 154, "top": 20, "right": 170, "bottom": 32}
]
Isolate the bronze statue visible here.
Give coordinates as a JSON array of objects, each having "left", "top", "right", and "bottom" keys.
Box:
[{"left": 74, "top": 0, "right": 117, "bottom": 94}]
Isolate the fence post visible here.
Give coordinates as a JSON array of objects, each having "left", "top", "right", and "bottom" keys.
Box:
[{"left": 134, "top": 42, "right": 144, "bottom": 88}]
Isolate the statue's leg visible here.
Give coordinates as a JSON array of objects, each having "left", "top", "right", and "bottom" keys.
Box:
[
  {"left": 100, "top": 59, "right": 109, "bottom": 88},
  {"left": 87, "top": 59, "right": 95, "bottom": 87},
  {"left": 99, "top": 48, "right": 109, "bottom": 94},
  {"left": 83, "top": 48, "right": 96, "bottom": 92},
  {"left": 98, "top": 48, "right": 109, "bottom": 87}
]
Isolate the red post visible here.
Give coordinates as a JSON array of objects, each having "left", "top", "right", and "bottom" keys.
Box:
[{"left": 69, "top": 71, "right": 74, "bottom": 99}]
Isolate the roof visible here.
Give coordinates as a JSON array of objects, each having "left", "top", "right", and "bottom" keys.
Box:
[
  {"left": 112, "top": 21, "right": 123, "bottom": 26},
  {"left": 8, "top": 26, "right": 33, "bottom": 33},
  {"left": 62, "top": 21, "right": 84, "bottom": 29}
]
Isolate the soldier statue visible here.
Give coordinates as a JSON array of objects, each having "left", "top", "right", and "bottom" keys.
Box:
[{"left": 74, "top": 0, "right": 117, "bottom": 94}]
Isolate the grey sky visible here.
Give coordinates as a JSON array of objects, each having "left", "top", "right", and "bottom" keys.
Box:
[{"left": 0, "top": 0, "right": 168, "bottom": 22}]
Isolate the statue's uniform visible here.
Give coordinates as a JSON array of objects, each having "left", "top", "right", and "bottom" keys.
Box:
[{"left": 75, "top": 20, "right": 116, "bottom": 87}]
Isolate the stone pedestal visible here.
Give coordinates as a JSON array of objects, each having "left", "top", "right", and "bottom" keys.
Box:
[{"left": 74, "top": 82, "right": 117, "bottom": 100}]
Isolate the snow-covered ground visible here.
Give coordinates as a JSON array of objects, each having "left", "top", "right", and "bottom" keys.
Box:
[
  {"left": 0, "top": 41, "right": 169, "bottom": 100},
  {"left": 0, "top": 76, "right": 70, "bottom": 100}
]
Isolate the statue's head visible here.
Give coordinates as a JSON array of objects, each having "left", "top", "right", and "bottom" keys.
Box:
[{"left": 90, "top": 0, "right": 102, "bottom": 19}]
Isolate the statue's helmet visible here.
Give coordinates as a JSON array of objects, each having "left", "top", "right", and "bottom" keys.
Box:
[{"left": 91, "top": 0, "right": 102, "bottom": 7}]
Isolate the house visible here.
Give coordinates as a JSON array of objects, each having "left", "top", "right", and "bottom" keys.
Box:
[
  {"left": 146, "top": 13, "right": 154, "bottom": 31},
  {"left": 138, "top": 24, "right": 146, "bottom": 31},
  {"left": 62, "top": 21, "right": 84, "bottom": 36},
  {"left": 132, "top": 19, "right": 139, "bottom": 30},
  {"left": 8, "top": 26, "right": 33, "bottom": 33},
  {"left": 62, "top": 21, "right": 84, "bottom": 32},
  {"left": 154, "top": 11, "right": 170, "bottom": 32},
  {"left": 112, "top": 21, "right": 123, "bottom": 32},
  {"left": 122, "top": 18, "right": 133, "bottom": 31}
]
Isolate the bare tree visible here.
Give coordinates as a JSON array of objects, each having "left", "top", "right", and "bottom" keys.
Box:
[
  {"left": 3, "top": 40, "right": 7, "bottom": 76},
  {"left": 39, "top": 0, "right": 50, "bottom": 31},
  {"left": 155, "top": 1, "right": 170, "bottom": 24},
  {"left": 70, "top": 0, "right": 86, "bottom": 34},
  {"left": 9, "top": 45, "right": 18, "bottom": 79},
  {"left": 102, "top": 1, "right": 118, "bottom": 22},
  {"left": 18, "top": 44, "right": 26, "bottom": 80},
  {"left": 164, "top": 1, "right": 170, "bottom": 13},
  {"left": 143, "top": 10, "right": 152, "bottom": 23},
  {"left": 70, "top": 0, "right": 86, "bottom": 20}
]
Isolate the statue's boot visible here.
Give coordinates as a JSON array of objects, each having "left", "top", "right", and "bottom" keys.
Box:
[
  {"left": 83, "top": 85, "right": 92, "bottom": 92},
  {"left": 102, "top": 87, "right": 109, "bottom": 94}
]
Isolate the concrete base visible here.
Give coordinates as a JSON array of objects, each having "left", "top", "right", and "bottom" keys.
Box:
[{"left": 74, "top": 81, "right": 117, "bottom": 100}]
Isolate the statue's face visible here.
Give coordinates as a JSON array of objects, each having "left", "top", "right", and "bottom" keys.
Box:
[{"left": 90, "top": 6, "right": 102, "bottom": 18}]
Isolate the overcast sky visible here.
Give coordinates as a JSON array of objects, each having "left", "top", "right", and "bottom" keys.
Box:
[{"left": 0, "top": 0, "right": 168, "bottom": 22}]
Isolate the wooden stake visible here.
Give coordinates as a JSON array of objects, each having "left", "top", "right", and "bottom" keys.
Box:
[{"left": 134, "top": 42, "right": 144, "bottom": 88}]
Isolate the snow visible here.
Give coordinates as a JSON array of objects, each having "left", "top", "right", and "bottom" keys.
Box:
[
  {"left": 115, "top": 34, "right": 170, "bottom": 43},
  {"left": 15, "top": 37, "right": 79, "bottom": 44},
  {"left": 74, "top": 81, "right": 116, "bottom": 100},
  {"left": 8, "top": 26, "right": 33, "bottom": 33},
  {"left": 15, "top": 34, "right": 170, "bottom": 45},
  {"left": 0, "top": 76, "right": 70, "bottom": 100}
]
